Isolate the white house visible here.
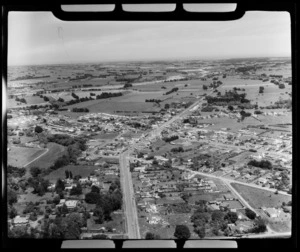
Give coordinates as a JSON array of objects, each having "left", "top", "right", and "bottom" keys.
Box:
[
  {"left": 65, "top": 200, "right": 80, "bottom": 209},
  {"left": 13, "top": 215, "right": 29, "bottom": 226}
]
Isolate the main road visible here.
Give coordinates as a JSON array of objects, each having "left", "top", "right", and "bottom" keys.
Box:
[
  {"left": 119, "top": 150, "right": 141, "bottom": 239},
  {"left": 118, "top": 92, "right": 213, "bottom": 238}
]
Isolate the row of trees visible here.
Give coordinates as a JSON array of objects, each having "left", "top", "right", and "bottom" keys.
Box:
[
  {"left": 96, "top": 92, "right": 123, "bottom": 99},
  {"left": 72, "top": 107, "right": 89, "bottom": 112},
  {"left": 145, "top": 99, "right": 162, "bottom": 103},
  {"left": 163, "top": 135, "right": 179, "bottom": 143},
  {"left": 165, "top": 87, "right": 179, "bottom": 95}
]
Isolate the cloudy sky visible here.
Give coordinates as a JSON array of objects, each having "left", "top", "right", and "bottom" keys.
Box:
[{"left": 8, "top": 11, "right": 291, "bottom": 66}]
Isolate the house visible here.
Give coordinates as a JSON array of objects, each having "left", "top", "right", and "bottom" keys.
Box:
[
  {"left": 262, "top": 207, "right": 281, "bottom": 218},
  {"left": 65, "top": 200, "right": 80, "bottom": 209},
  {"left": 56, "top": 199, "right": 66, "bottom": 208},
  {"left": 13, "top": 215, "right": 29, "bottom": 226},
  {"left": 257, "top": 177, "right": 268, "bottom": 185}
]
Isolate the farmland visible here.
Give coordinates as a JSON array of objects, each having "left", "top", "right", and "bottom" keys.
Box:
[
  {"left": 26, "top": 142, "right": 66, "bottom": 170},
  {"left": 7, "top": 146, "right": 46, "bottom": 168},
  {"left": 230, "top": 183, "right": 291, "bottom": 209}
]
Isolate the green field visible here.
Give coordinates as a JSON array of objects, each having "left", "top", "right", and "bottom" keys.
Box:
[
  {"left": 44, "top": 165, "right": 98, "bottom": 183},
  {"left": 27, "top": 142, "right": 66, "bottom": 170},
  {"left": 231, "top": 183, "right": 291, "bottom": 209},
  {"left": 7, "top": 146, "right": 46, "bottom": 168}
]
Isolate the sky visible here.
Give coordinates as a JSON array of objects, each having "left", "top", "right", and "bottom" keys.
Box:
[{"left": 8, "top": 11, "right": 291, "bottom": 66}]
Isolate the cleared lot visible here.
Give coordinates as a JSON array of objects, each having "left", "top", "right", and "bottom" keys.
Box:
[{"left": 230, "top": 183, "right": 291, "bottom": 209}]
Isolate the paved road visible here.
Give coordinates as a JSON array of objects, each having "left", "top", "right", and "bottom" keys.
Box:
[
  {"left": 174, "top": 165, "right": 290, "bottom": 196},
  {"left": 119, "top": 150, "right": 141, "bottom": 239}
]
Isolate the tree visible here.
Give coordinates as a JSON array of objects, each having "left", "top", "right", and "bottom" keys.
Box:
[
  {"left": 228, "top": 105, "right": 234, "bottom": 111},
  {"left": 211, "top": 210, "right": 225, "bottom": 221},
  {"left": 279, "top": 83, "right": 285, "bottom": 89},
  {"left": 245, "top": 208, "right": 256, "bottom": 220},
  {"left": 85, "top": 192, "right": 101, "bottom": 204},
  {"left": 60, "top": 204, "right": 69, "bottom": 215},
  {"left": 70, "top": 182, "right": 82, "bottom": 196},
  {"left": 164, "top": 103, "right": 170, "bottom": 110},
  {"left": 55, "top": 179, "right": 65, "bottom": 194},
  {"left": 69, "top": 171, "right": 73, "bottom": 179},
  {"left": 224, "top": 212, "right": 238, "bottom": 224},
  {"left": 252, "top": 218, "right": 267, "bottom": 233},
  {"left": 53, "top": 195, "right": 61, "bottom": 205},
  {"left": 174, "top": 225, "right": 191, "bottom": 240},
  {"left": 194, "top": 225, "right": 205, "bottom": 239},
  {"left": 8, "top": 188, "right": 18, "bottom": 205},
  {"left": 203, "top": 85, "right": 208, "bottom": 90},
  {"left": 181, "top": 193, "right": 190, "bottom": 203},
  {"left": 91, "top": 185, "right": 100, "bottom": 194},
  {"left": 124, "top": 83, "right": 132, "bottom": 88},
  {"left": 8, "top": 205, "right": 18, "bottom": 219},
  {"left": 145, "top": 232, "right": 161, "bottom": 239},
  {"left": 94, "top": 207, "right": 104, "bottom": 224},
  {"left": 259, "top": 86, "right": 264, "bottom": 94},
  {"left": 34, "top": 125, "right": 43, "bottom": 133},
  {"left": 30, "top": 167, "right": 42, "bottom": 178},
  {"left": 65, "top": 170, "right": 70, "bottom": 179},
  {"left": 61, "top": 213, "right": 83, "bottom": 239}
]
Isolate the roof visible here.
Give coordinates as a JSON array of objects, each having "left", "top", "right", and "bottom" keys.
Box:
[
  {"left": 65, "top": 200, "right": 79, "bottom": 208},
  {"left": 14, "top": 215, "right": 29, "bottom": 224}
]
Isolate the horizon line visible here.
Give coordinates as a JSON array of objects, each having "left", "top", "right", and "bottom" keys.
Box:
[{"left": 7, "top": 55, "right": 291, "bottom": 67}]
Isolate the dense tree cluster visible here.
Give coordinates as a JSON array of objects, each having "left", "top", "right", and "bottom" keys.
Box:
[
  {"left": 7, "top": 165, "right": 26, "bottom": 178},
  {"left": 27, "top": 176, "right": 50, "bottom": 196},
  {"left": 248, "top": 159, "right": 273, "bottom": 169},
  {"left": 85, "top": 180, "right": 122, "bottom": 222}
]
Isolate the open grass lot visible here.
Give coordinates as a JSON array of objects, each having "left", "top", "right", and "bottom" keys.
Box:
[
  {"left": 27, "top": 142, "right": 66, "bottom": 170},
  {"left": 95, "top": 132, "right": 119, "bottom": 140},
  {"left": 138, "top": 213, "right": 199, "bottom": 239},
  {"left": 44, "top": 165, "right": 98, "bottom": 183},
  {"left": 255, "top": 209, "right": 291, "bottom": 233},
  {"left": 197, "top": 111, "right": 291, "bottom": 132},
  {"left": 7, "top": 146, "right": 46, "bottom": 168},
  {"left": 217, "top": 76, "right": 291, "bottom": 107},
  {"left": 230, "top": 183, "right": 291, "bottom": 209}
]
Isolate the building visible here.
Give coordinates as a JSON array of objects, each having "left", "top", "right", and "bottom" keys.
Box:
[
  {"left": 65, "top": 200, "right": 80, "bottom": 209},
  {"left": 13, "top": 215, "right": 29, "bottom": 226},
  {"left": 262, "top": 207, "right": 281, "bottom": 218}
]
